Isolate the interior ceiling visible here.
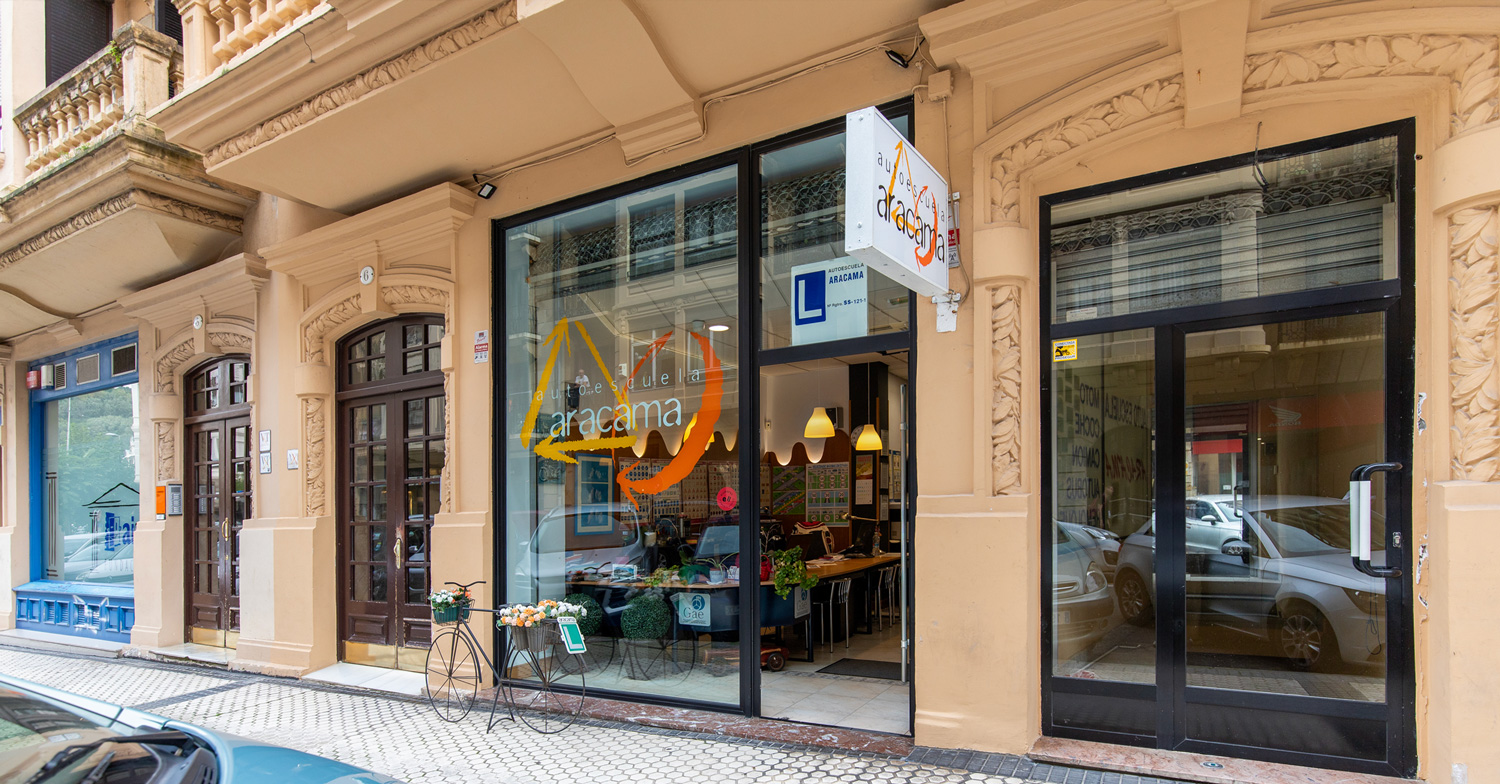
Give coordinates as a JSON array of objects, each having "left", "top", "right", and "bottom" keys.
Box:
[{"left": 209, "top": 0, "right": 956, "bottom": 214}]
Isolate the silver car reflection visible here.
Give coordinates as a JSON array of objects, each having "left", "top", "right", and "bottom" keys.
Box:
[
  {"left": 1114, "top": 495, "right": 1388, "bottom": 671},
  {"left": 1053, "top": 522, "right": 1114, "bottom": 659}
]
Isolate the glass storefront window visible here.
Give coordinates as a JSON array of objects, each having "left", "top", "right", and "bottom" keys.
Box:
[
  {"left": 503, "top": 164, "right": 744, "bottom": 705},
  {"left": 43, "top": 383, "right": 141, "bottom": 585},
  {"left": 760, "top": 115, "right": 911, "bottom": 350}
]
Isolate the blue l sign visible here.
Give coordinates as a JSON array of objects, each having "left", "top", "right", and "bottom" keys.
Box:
[{"left": 794, "top": 270, "right": 826, "bottom": 325}]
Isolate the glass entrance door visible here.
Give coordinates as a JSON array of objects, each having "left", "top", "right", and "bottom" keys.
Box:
[
  {"left": 184, "top": 357, "right": 251, "bottom": 648},
  {"left": 1042, "top": 122, "right": 1414, "bottom": 775}
]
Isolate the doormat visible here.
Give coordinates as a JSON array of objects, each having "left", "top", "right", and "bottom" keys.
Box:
[{"left": 817, "top": 658, "right": 901, "bottom": 680}]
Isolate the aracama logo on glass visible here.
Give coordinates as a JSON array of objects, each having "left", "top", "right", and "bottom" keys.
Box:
[
  {"left": 878, "top": 138, "right": 942, "bottom": 270},
  {"left": 518, "top": 318, "right": 722, "bottom": 509}
]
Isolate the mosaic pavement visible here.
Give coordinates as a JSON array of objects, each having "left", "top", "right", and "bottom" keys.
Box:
[{"left": 0, "top": 645, "right": 1187, "bottom": 784}]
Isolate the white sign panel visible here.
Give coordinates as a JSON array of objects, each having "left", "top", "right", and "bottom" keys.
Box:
[
  {"left": 844, "top": 106, "right": 950, "bottom": 299},
  {"left": 674, "top": 592, "right": 711, "bottom": 628},
  {"left": 790, "top": 258, "right": 868, "bottom": 346}
]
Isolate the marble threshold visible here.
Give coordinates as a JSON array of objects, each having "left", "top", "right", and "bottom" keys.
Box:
[{"left": 1029, "top": 737, "right": 1419, "bottom": 784}]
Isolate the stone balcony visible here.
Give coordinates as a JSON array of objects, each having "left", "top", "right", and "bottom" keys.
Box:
[
  {"left": 15, "top": 24, "right": 183, "bottom": 180},
  {"left": 0, "top": 23, "right": 256, "bottom": 341}
]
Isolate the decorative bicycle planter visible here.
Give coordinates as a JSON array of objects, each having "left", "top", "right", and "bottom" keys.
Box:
[{"left": 432, "top": 605, "right": 470, "bottom": 625}]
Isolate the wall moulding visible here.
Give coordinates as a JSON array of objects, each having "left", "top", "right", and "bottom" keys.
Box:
[
  {"left": 1449, "top": 202, "right": 1500, "bottom": 482},
  {"left": 0, "top": 190, "right": 243, "bottom": 273},
  {"left": 202, "top": 2, "right": 519, "bottom": 169}
]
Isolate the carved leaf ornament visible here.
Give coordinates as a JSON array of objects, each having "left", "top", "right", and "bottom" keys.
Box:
[
  {"left": 1244, "top": 35, "right": 1499, "bottom": 135},
  {"left": 990, "top": 78, "right": 1184, "bottom": 223},
  {"left": 991, "top": 285, "right": 1023, "bottom": 494},
  {"left": 1450, "top": 205, "right": 1500, "bottom": 482}
]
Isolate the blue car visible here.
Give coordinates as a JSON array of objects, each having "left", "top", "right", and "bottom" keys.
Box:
[{"left": 0, "top": 673, "right": 403, "bottom": 784}]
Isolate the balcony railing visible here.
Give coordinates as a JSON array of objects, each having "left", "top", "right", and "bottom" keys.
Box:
[
  {"left": 173, "top": 0, "right": 322, "bottom": 83},
  {"left": 15, "top": 24, "right": 183, "bottom": 177}
]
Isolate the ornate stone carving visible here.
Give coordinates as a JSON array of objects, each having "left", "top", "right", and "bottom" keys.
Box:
[
  {"left": 154, "top": 338, "right": 196, "bottom": 394},
  {"left": 301, "top": 295, "right": 362, "bottom": 364},
  {"left": 1450, "top": 204, "right": 1500, "bottom": 481},
  {"left": 1244, "top": 35, "right": 1500, "bottom": 135},
  {"left": 304, "top": 396, "right": 327, "bottom": 517},
  {"left": 155, "top": 421, "right": 176, "bottom": 482},
  {"left": 0, "top": 190, "right": 242, "bottom": 272},
  {"left": 991, "top": 284, "right": 1024, "bottom": 495},
  {"left": 442, "top": 368, "right": 454, "bottom": 515},
  {"left": 204, "top": 2, "right": 519, "bottom": 168},
  {"left": 989, "top": 78, "right": 1184, "bottom": 224},
  {"left": 381, "top": 285, "right": 450, "bottom": 312},
  {"left": 209, "top": 331, "right": 251, "bottom": 351}
]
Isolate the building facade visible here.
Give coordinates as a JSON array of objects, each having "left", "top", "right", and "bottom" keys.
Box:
[{"left": 0, "top": 0, "right": 1497, "bottom": 780}]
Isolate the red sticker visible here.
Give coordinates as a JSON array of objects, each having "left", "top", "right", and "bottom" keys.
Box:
[{"left": 716, "top": 486, "right": 737, "bottom": 512}]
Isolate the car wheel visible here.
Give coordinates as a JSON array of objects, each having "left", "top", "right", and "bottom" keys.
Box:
[
  {"left": 1279, "top": 603, "right": 1339, "bottom": 671},
  {"left": 1116, "top": 570, "right": 1153, "bottom": 627}
]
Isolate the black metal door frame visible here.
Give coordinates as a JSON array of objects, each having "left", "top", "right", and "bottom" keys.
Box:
[{"left": 1038, "top": 119, "right": 1417, "bottom": 776}]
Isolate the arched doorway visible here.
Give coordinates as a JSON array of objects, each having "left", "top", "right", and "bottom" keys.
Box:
[
  {"left": 336, "top": 315, "right": 446, "bottom": 670},
  {"left": 184, "top": 355, "right": 252, "bottom": 648}
]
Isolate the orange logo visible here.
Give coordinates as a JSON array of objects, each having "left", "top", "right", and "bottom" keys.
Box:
[{"left": 884, "top": 140, "right": 940, "bottom": 268}]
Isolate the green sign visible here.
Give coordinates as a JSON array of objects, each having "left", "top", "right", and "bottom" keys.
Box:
[{"left": 556, "top": 616, "right": 587, "bottom": 654}]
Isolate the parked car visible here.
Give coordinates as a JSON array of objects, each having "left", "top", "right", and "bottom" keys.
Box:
[
  {"left": 0, "top": 674, "right": 403, "bottom": 783},
  {"left": 1059, "top": 521, "right": 1121, "bottom": 581},
  {"left": 1053, "top": 522, "right": 1115, "bottom": 659},
  {"left": 1114, "top": 495, "right": 1387, "bottom": 671}
]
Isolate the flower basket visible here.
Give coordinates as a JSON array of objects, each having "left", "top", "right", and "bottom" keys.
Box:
[
  {"left": 508, "top": 621, "right": 554, "bottom": 653},
  {"left": 432, "top": 605, "right": 469, "bottom": 625}
]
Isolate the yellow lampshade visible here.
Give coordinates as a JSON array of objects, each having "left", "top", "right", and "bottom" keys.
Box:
[
  {"left": 684, "top": 413, "right": 714, "bottom": 445},
  {"left": 804, "top": 407, "right": 835, "bottom": 438},
  {"left": 854, "top": 424, "right": 883, "bottom": 451}
]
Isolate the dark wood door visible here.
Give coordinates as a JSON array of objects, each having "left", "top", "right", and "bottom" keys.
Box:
[
  {"left": 184, "top": 357, "right": 251, "bottom": 646},
  {"left": 337, "top": 317, "right": 444, "bottom": 666}
]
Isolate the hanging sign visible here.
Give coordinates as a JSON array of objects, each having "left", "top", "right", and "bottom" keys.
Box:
[
  {"left": 844, "top": 106, "right": 950, "bottom": 299},
  {"left": 556, "top": 616, "right": 588, "bottom": 654}
]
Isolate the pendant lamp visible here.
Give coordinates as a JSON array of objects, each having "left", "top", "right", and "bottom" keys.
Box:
[
  {"left": 804, "top": 407, "right": 835, "bottom": 438},
  {"left": 854, "top": 424, "right": 883, "bottom": 451}
]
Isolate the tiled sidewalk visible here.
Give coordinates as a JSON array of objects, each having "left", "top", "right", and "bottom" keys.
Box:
[{"left": 0, "top": 643, "right": 1183, "bottom": 784}]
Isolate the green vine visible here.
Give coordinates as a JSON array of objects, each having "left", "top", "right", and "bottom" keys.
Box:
[
  {"left": 107, "top": 42, "right": 122, "bottom": 66},
  {"left": 769, "top": 546, "right": 818, "bottom": 599}
]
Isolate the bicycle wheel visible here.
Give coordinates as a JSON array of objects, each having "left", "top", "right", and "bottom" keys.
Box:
[
  {"left": 425, "top": 629, "right": 480, "bottom": 722},
  {"left": 501, "top": 638, "right": 586, "bottom": 733}
]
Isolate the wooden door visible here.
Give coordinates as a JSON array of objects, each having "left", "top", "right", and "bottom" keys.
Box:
[
  {"left": 184, "top": 357, "right": 251, "bottom": 647},
  {"left": 337, "top": 317, "right": 445, "bottom": 669}
]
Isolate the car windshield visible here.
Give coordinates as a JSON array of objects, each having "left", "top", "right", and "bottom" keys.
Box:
[
  {"left": 1248, "top": 502, "right": 1352, "bottom": 557},
  {"left": 0, "top": 687, "right": 158, "bottom": 784}
]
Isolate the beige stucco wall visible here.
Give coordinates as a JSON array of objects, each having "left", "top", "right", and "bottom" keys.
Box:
[{"left": 6, "top": 1, "right": 1500, "bottom": 779}]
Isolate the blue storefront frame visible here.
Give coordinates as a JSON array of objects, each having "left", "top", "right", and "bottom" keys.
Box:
[{"left": 22, "top": 333, "right": 140, "bottom": 641}]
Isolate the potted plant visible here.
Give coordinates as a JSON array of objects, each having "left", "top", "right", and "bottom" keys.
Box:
[
  {"left": 497, "top": 598, "right": 589, "bottom": 653},
  {"left": 620, "top": 593, "right": 672, "bottom": 680},
  {"left": 563, "top": 592, "right": 603, "bottom": 636},
  {"left": 766, "top": 546, "right": 818, "bottom": 599},
  {"left": 428, "top": 585, "right": 473, "bottom": 624}
]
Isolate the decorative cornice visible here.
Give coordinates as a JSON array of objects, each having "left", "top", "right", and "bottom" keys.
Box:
[
  {"left": 1244, "top": 35, "right": 1500, "bottom": 136},
  {"left": 204, "top": 1, "right": 519, "bottom": 168},
  {"left": 1450, "top": 203, "right": 1500, "bottom": 481},
  {"left": 0, "top": 190, "right": 243, "bottom": 272},
  {"left": 991, "top": 284, "right": 1023, "bottom": 495},
  {"left": 989, "top": 77, "right": 1184, "bottom": 224}
]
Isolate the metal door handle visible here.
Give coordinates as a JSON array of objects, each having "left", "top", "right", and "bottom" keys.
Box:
[
  {"left": 1348, "top": 462, "right": 1402, "bottom": 578},
  {"left": 393, "top": 536, "right": 403, "bottom": 568},
  {"left": 222, "top": 518, "right": 231, "bottom": 540}
]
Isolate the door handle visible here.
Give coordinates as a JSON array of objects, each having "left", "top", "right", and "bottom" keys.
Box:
[
  {"left": 1349, "top": 462, "right": 1402, "bottom": 578},
  {"left": 392, "top": 536, "right": 403, "bottom": 569},
  {"left": 222, "top": 518, "right": 231, "bottom": 541}
]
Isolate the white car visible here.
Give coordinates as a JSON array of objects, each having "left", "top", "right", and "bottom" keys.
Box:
[{"left": 1114, "top": 495, "right": 1389, "bottom": 671}]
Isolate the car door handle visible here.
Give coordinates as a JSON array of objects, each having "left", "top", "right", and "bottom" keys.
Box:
[{"left": 1349, "top": 462, "right": 1402, "bottom": 578}]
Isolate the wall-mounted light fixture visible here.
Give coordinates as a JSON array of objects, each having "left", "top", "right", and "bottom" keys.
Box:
[{"left": 473, "top": 174, "right": 495, "bottom": 199}]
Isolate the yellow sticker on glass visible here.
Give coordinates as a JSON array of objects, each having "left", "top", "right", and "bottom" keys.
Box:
[{"left": 1053, "top": 339, "right": 1078, "bottom": 362}]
